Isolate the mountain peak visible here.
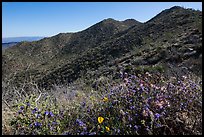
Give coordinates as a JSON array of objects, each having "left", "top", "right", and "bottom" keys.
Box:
[
  {"left": 101, "top": 18, "right": 119, "bottom": 24},
  {"left": 103, "top": 18, "right": 116, "bottom": 21},
  {"left": 162, "top": 6, "right": 190, "bottom": 14},
  {"left": 122, "top": 19, "right": 142, "bottom": 26},
  {"left": 169, "top": 6, "right": 184, "bottom": 10},
  {"left": 145, "top": 5, "right": 200, "bottom": 24},
  {"left": 123, "top": 19, "right": 137, "bottom": 22}
]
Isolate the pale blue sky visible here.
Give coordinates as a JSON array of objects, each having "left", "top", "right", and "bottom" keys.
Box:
[{"left": 2, "top": 2, "right": 202, "bottom": 38}]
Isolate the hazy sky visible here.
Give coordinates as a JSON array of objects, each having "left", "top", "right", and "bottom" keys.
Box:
[{"left": 2, "top": 2, "right": 202, "bottom": 38}]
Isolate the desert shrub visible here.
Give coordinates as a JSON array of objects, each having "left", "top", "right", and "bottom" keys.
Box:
[{"left": 5, "top": 70, "right": 202, "bottom": 135}]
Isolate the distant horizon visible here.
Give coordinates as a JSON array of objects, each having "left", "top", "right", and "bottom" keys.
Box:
[
  {"left": 3, "top": 2, "right": 202, "bottom": 38},
  {"left": 3, "top": 36, "right": 45, "bottom": 38},
  {"left": 2, "top": 36, "right": 45, "bottom": 43}
]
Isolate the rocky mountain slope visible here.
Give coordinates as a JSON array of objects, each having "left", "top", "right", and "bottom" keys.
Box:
[{"left": 2, "top": 6, "right": 202, "bottom": 89}]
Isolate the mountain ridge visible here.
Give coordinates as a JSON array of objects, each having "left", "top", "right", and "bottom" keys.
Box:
[{"left": 2, "top": 6, "right": 202, "bottom": 89}]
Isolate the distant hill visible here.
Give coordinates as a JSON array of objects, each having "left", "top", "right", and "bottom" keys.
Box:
[
  {"left": 2, "top": 36, "right": 44, "bottom": 43},
  {"left": 2, "top": 6, "right": 202, "bottom": 89},
  {"left": 2, "top": 42, "right": 18, "bottom": 50}
]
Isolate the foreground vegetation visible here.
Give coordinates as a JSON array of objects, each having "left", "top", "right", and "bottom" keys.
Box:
[{"left": 2, "top": 70, "right": 202, "bottom": 135}]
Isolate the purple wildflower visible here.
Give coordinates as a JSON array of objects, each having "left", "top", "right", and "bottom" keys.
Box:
[
  {"left": 155, "top": 123, "right": 162, "bottom": 128},
  {"left": 20, "top": 106, "right": 24, "bottom": 110},
  {"left": 52, "top": 121, "right": 57, "bottom": 125},
  {"left": 81, "top": 102, "right": 86, "bottom": 107},
  {"left": 129, "top": 99, "right": 133, "bottom": 102},
  {"left": 36, "top": 114, "right": 41, "bottom": 119},
  {"left": 76, "top": 119, "right": 84, "bottom": 126},
  {"left": 155, "top": 113, "right": 161, "bottom": 119},
  {"left": 34, "top": 122, "right": 42, "bottom": 128},
  {"left": 132, "top": 90, "right": 136, "bottom": 93},
  {"left": 34, "top": 107, "right": 38, "bottom": 111},
  {"left": 76, "top": 119, "right": 87, "bottom": 131},
  {"left": 80, "top": 132, "right": 88, "bottom": 135},
  {"left": 49, "top": 111, "right": 54, "bottom": 117},
  {"left": 32, "top": 108, "right": 38, "bottom": 114},
  {"left": 124, "top": 72, "right": 128, "bottom": 78},
  {"left": 130, "top": 105, "right": 135, "bottom": 110},
  {"left": 128, "top": 116, "right": 133, "bottom": 121},
  {"left": 32, "top": 109, "right": 36, "bottom": 114},
  {"left": 62, "top": 132, "right": 70, "bottom": 135},
  {"left": 26, "top": 102, "right": 30, "bottom": 107},
  {"left": 18, "top": 109, "right": 23, "bottom": 114},
  {"left": 89, "top": 132, "right": 96, "bottom": 135},
  {"left": 29, "top": 124, "right": 32, "bottom": 128},
  {"left": 44, "top": 111, "right": 49, "bottom": 115},
  {"left": 134, "top": 125, "right": 139, "bottom": 130}
]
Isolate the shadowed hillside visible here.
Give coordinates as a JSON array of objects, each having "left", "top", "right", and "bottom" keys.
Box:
[{"left": 2, "top": 6, "right": 201, "bottom": 88}]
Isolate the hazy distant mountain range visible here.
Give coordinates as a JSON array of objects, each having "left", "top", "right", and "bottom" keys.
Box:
[
  {"left": 2, "top": 42, "right": 18, "bottom": 50},
  {"left": 2, "top": 37, "right": 44, "bottom": 49},
  {"left": 2, "top": 6, "right": 202, "bottom": 89},
  {"left": 2, "top": 36, "right": 44, "bottom": 43}
]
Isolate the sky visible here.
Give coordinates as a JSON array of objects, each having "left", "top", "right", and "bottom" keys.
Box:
[{"left": 2, "top": 2, "right": 202, "bottom": 38}]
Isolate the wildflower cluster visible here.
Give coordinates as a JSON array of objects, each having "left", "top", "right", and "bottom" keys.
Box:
[
  {"left": 9, "top": 71, "right": 202, "bottom": 135},
  {"left": 10, "top": 95, "right": 69, "bottom": 135}
]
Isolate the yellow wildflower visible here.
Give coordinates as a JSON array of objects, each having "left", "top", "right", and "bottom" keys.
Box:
[
  {"left": 103, "top": 97, "right": 108, "bottom": 102},
  {"left": 105, "top": 126, "right": 110, "bottom": 132},
  {"left": 98, "top": 116, "right": 104, "bottom": 124}
]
